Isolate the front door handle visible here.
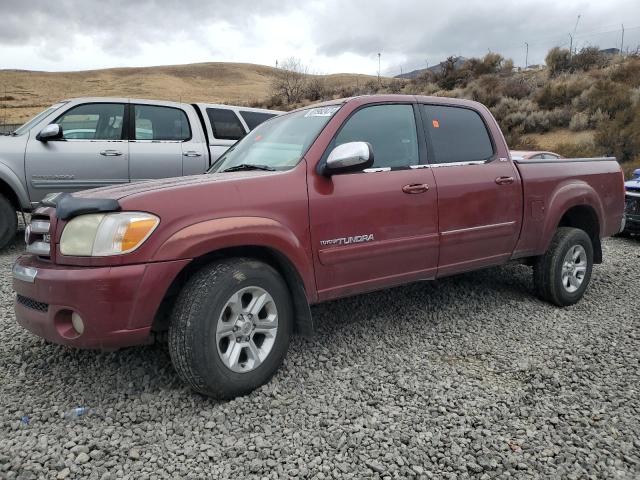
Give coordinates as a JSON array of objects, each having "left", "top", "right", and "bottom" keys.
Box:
[
  {"left": 183, "top": 151, "right": 202, "bottom": 157},
  {"left": 100, "top": 150, "right": 123, "bottom": 156},
  {"left": 402, "top": 183, "right": 429, "bottom": 194},
  {"left": 495, "top": 176, "right": 514, "bottom": 185}
]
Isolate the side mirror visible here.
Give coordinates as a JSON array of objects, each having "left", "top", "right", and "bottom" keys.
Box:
[
  {"left": 36, "top": 124, "right": 63, "bottom": 142},
  {"left": 323, "top": 141, "right": 374, "bottom": 176}
]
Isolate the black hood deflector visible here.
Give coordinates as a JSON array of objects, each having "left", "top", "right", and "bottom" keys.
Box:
[{"left": 40, "top": 193, "right": 121, "bottom": 220}]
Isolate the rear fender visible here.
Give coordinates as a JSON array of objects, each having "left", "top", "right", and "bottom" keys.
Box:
[{"left": 540, "top": 181, "right": 604, "bottom": 253}]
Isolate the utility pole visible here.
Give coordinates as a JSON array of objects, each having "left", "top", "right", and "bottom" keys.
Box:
[
  {"left": 621, "top": 24, "right": 625, "bottom": 56},
  {"left": 524, "top": 42, "right": 529, "bottom": 68},
  {"left": 569, "top": 33, "right": 573, "bottom": 60},
  {"left": 377, "top": 52, "right": 381, "bottom": 86},
  {"left": 572, "top": 14, "right": 581, "bottom": 55}
]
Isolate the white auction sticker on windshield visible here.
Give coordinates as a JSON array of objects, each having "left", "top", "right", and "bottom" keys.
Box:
[{"left": 304, "top": 106, "right": 341, "bottom": 117}]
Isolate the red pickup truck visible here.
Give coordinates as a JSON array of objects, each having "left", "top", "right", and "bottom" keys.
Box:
[{"left": 13, "top": 95, "right": 625, "bottom": 399}]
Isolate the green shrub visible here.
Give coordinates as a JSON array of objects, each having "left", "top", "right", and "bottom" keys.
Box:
[
  {"left": 577, "top": 79, "right": 631, "bottom": 115},
  {"left": 571, "top": 47, "right": 610, "bottom": 71},
  {"left": 546, "top": 47, "right": 572, "bottom": 77},
  {"left": 569, "top": 112, "right": 589, "bottom": 131},
  {"left": 595, "top": 103, "right": 640, "bottom": 162},
  {"left": 609, "top": 58, "right": 640, "bottom": 87}
]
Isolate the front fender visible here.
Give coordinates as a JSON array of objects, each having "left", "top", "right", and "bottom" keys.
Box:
[
  {"left": 540, "top": 180, "right": 604, "bottom": 251},
  {"left": 0, "top": 161, "right": 30, "bottom": 209},
  {"left": 152, "top": 216, "right": 316, "bottom": 300}
]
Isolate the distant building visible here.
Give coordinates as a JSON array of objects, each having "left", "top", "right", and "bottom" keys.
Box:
[{"left": 599, "top": 48, "right": 621, "bottom": 56}]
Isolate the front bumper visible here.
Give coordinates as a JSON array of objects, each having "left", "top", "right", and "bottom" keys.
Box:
[
  {"left": 12, "top": 255, "right": 190, "bottom": 350},
  {"left": 624, "top": 194, "right": 640, "bottom": 234}
]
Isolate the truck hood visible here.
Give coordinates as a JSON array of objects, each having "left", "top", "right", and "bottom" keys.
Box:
[{"left": 75, "top": 171, "right": 275, "bottom": 201}]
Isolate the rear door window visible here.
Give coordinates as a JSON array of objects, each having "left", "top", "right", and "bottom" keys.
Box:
[
  {"left": 55, "top": 103, "right": 125, "bottom": 140},
  {"left": 207, "top": 108, "right": 246, "bottom": 140},
  {"left": 239, "top": 111, "right": 277, "bottom": 130},
  {"left": 133, "top": 105, "right": 191, "bottom": 141},
  {"left": 421, "top": 105, "right": 494, "bottom": 164}
]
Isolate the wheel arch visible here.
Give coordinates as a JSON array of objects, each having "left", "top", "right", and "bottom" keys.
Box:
[
  {"left": 153, "top": 244, "right": 314, "bottom": 338},
  {"left": 0, "top": 165, "right": 30, "bottom": 211},
  {"left": 557, "top": 204, "right": 602, "bottom": 263},
  {"left": 541, "top": 181, "right": 604, "bottom": 263}
]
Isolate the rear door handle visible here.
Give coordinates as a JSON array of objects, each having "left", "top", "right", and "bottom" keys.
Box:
[
  {"left": 100, "top": 150, "right": 123, "bottom": 156},
  {"left": 495, "top": 176, "right": 514, "bottom": 185},
  {"left": 183, "top": 151, "right": 202, "bottom": 157},
  {"left": 402, "top": 183, "right": 429, "bottom": 194}
]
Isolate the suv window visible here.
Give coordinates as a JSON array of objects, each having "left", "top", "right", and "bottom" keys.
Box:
[
  {"left": 239, "top": 111, "right": 277, "bottom": 130},
  {"left": 133, "top": 105, "right": 191, "bottom": 141},
  {"left": 207, "top": 108, "right": 246, "bottom": 140},
  {"left": 333, "top": 104, "right": 419, "bottom": 169},
  {"left": 421, "top": 105, "right": 494, "bottom": 164},
  {"left": 56, "top": 103, "right": 125, "bottom": 140}
]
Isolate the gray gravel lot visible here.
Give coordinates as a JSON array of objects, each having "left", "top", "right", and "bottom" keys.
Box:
[{"left": 1, "top": 236, "right": 639, "bottom": 479}]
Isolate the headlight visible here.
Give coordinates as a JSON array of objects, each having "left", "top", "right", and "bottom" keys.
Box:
[{"left": 60, "top": 212, "right": 159, "bottom": 256}]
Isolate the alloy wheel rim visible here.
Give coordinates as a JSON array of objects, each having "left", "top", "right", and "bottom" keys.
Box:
[
  {"left": 561, "top": 244, "right": 587, "bottom": 293},
  {"left": 216, "top": 286, "right": 278, "bottom": 373}
]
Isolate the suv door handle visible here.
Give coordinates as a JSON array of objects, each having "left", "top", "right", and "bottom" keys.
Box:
[
  {"left": 100, "top": 150, "right": 123, "bottom": 156},
  {"left": 183, "top": 151, "right": 202, "bottom": 157},
  {"left": 495, "top": 176, "right": 514, "bottom": 185},
  {"left": 402, "top": 183, "right": 429, "bottom": 194}
]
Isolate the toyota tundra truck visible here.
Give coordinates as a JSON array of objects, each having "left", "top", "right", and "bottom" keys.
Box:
[
  {"left": 12, "top": 95, "right": 625, "bottom": 399},
  {"left": 0, "top": 97, "right": 279, "bottom": 249}
]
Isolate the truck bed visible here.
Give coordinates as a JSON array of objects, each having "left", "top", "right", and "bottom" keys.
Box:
[{"left": 513, "top": 157, "right": 625, "bottom": 258}]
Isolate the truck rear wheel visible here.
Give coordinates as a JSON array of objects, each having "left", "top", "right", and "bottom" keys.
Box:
[
  {"left": 0, "top": 194, "right": 17, "bottom": 249},
  {"left": 533, "top": 227, "right": 594, "bottom": 307},
  {"left": 168, "top": 258, "right": 293, "bottom": 399}
]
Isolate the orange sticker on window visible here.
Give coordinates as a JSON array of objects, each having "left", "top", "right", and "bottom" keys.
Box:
[{"left": 432, "top": 120, "right": 440, "bottom": 128}]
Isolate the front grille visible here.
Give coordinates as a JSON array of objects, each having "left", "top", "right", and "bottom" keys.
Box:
[
  {"left": 16, "top": 294, "right": 49, "bottom": 313},
  {"left": 25, "top": 216, "right": 51, "bottom": 258},
  {"left": 625, "top": 195, "right": 640, "bottom": 216}
]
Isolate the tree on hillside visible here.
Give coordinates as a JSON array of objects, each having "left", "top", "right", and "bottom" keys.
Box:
[{"left": 271, "top": 57, "right": 308, "bottom": 105}]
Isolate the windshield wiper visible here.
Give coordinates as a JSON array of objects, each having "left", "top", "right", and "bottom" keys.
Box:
[{"left": 222, "top": 164, "right": 276, "bottom": 173}]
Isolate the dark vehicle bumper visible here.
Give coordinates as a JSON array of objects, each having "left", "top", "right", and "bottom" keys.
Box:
[
  {"left": 12, "top": 255, "right": 189, "bottom": 350},
  {"left": 624, "top": 194, "right": 640, "bottom": 233}
]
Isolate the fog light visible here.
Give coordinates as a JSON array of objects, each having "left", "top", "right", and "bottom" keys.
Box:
[{"left": 71, "top": 312, "right": 84, "bottom": 335}]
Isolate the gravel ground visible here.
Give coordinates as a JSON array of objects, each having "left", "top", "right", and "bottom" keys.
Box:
[{"left": 1, "top": 235, "right": 639, "bottom": 479}]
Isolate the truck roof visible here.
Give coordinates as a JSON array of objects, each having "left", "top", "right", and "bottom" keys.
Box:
[{"left": 61, "top": 97, "right": 280, "bottom": 114}]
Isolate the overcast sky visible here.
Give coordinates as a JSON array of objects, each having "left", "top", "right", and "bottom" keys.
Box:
[{"left": 1, "top": 0, "right": 639, "bottom": 75}]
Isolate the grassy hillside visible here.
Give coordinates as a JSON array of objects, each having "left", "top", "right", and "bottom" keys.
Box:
[{"left": 0, "top": 62, "right": 381, "bottom": 124}]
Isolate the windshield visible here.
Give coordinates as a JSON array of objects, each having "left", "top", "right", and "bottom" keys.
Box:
[
  {"left": 209, "top": 105, "right": 341, "bottom": 173},
  {"left": 13, "top": 103, "right": 67, "bottom": 136}
]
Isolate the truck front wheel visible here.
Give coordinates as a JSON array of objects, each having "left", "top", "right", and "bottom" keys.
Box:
[
  {"left": 168, "top": 258, "right": 293, "bottom": 399},
  {"left": 533, "top": 227, "right": 594, "bottom": 307},
  {"left": 0, "top": 194, "right": 17, "bottom": 249}
]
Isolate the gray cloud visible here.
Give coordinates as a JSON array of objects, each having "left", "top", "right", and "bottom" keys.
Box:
[
  {"left": 0, "top": 0, "right": 639, "bottom": 72},
  {"left": 311, "top": 0, "right": 640, "bottom": 72},
  {"left": 0, "top": 0, "right": 295, "bottom": 55}
]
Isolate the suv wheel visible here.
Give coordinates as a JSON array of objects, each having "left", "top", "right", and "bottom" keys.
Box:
[
  {"left": 168, "top": 258, "right": 292, "bottom": 399},
  {"left": 533, "top": 227, "right": 594, "bottom": 306},
  {"left": 0, "top": 195, "right": 17, "bottom": 249}
]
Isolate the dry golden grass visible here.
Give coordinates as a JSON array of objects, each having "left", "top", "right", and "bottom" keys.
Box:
[
  {"left": 0, "top": 62, "right": 382, "bottom": 124},
  {"left": 524, "top": 129, "right": 596, "bottom": 151}
]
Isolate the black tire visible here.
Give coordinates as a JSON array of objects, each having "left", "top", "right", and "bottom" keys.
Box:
[
  {"left": 533, "top": 227, "right": 594, "bottom": 307},
  {"left": 0, "top": 194, "right": 17, "bottom": 249},
  {"left": 168, "top": 258, "right": 293, "bottom": 399}
]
